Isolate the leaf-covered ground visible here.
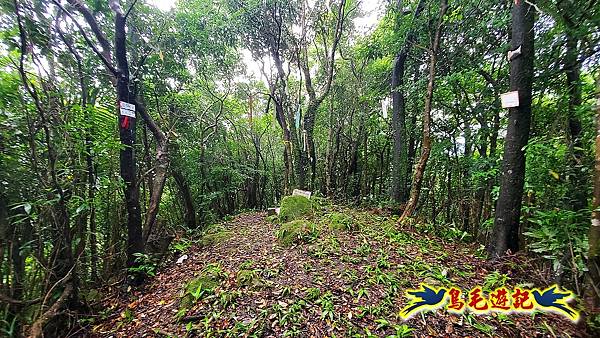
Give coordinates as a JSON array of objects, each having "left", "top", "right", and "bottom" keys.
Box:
[{"left": 90, "top": 206, "right": 585, "bottom": 337}]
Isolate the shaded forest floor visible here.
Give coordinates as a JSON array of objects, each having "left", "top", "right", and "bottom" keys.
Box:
[{"left": 89, "top": 206, "right": 585, "bottom": 337}]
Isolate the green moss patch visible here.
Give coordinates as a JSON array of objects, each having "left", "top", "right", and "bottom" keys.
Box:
[
  {"left": 327, "top": 212, "right": 355, "bottom": 231},
  {"left": 279, "top": 195, "right": 313, "bottom": 222},
  {"left": 180, "top": 264, "right": 225, "bottom": 309},
  {"left": 199, "top": 229, "right": 232, "bottom": 246},
  {"left": 276, "top": 220, "right": 318, "bottom": 246}
]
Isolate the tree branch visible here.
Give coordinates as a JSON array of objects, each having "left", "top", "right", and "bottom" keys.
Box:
[
  {"left": 65, "top": 0, "right": 113, "bottom": 64},
  {"left": 51, "top": 0, "right": 118, "bottom": 77},
  {"left": 0, "top": 293, "right": 41, "bottom": 306}
]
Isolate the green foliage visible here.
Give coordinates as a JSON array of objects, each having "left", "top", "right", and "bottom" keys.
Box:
[
  {"left": 482, "top": 271, "right": 510, "bottom": 293},
  {"left": 180, "top": 264, "right": 226, "bottom": 310},
  {"left": 310, "top": 196, "right": 332, "bottom": 210},
  {"left": 439, "top": 226, "right": 472, "bottom": 242},
  {"left": 129, "top": 253, "right": 158, "bottom": 277},
  {"left": 316, "top": 291, "right": 335, "bottom": 321},
  {"left": 1, "top": 0, "right": 598, "bottom": 334},
  {"left": 587, "top": 313, "right": 600, "bottom": 335},
  {"left": 305, "top": 287, "right": 321, "bottom": 301},
  {"left": 327, "top": 212, "right": 355, "bottom": 231},
  {"left": 0, "top": 311, "right": 17, "bottom": 338},
  {"left": 523, "top": 208, "right": 589, "bottom": 276},
  {"left": 236, "top": 268, "right": 264, "bottom": 288},
  {"left": 390, "top": 324, "right": 414, "bottom": 338},
  {"left": 276, "top": 220, "right": 319, "bottom": 246},
  {"left": 279, "top": 196, "right": 313, "bottom": 222},
  {"left": 171, "top": 238, "right": 193, "bottom": 253}
]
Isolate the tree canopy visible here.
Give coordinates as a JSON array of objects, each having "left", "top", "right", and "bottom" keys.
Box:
[{"left": 0, "top": 0, "right": 599, "bottom": 336}]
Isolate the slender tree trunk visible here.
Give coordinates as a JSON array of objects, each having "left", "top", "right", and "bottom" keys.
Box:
[
  {"left": 361, "top": 130, "right": 369, "bottom": 197},
  {"left": 273, "top": 93, "right": 293, "bottom": 194},
  {"left": 298, "top": 0, "right": 346, "bottom": 190},
  {"left": 470, "top": 124, "right": 488, "bottom": 234},
  {"left": 391, "top": 0, "right": 425, "bottom": 204},
  {"left": 173, "top": 170, "right": 196, "bottom": 228},
  {"left": 406, "top": 101, "right": 418, "bottom": 185},
  {"left": 446, "top": 160, "right": 452, "bottom": 223},
  {"left": 142, "top": 124, "right": 154, "bottom": 201},
  {"left": 112, "top": 5, "right": 144, "bottom": 283},
  {"left": 3, "top": 197, "right": 25, "bottom": 335},
  {"left": 400, "top": 0, "right": 448, "bottom": 221},
  {"left": 325, "top": 97, "right": 336, "bottom": 196},
  {"left": 585, "top": 76, "right": 600, "bottom": 309},
  {"left": 14, "top": 3, "right": 78, "bottom": 335},
  {"left": 461, "top": 118, "right": 472, "bottom": 232},
  {"left": 391, "top": 52, "right": 409, "bottom": 203},
  {"left": 564, "top": 30, "right": 586, "bottom": 212},
  {"left": 271, "top": 48, "right": 297, "bottom": 192},
  {"left": 61, "top": 27, "right": 98, "bottom": 281},
  {"left": 139, "top": 101, "right": 169, "bottom": 245},
  {"left": 66, "top": 0, "right": 169, "bottom": 281},
  {"left": 482, "top": 101, "right": 501, "bottom": 224},
  {"left": 77, "top": 37, "right": 98, "bottom": 282},
  {"left": 488, "top": 0, "right": 535, "bottom": 258}
]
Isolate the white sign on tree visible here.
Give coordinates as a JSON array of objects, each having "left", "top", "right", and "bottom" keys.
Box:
[
  {"left": 500, "top": 91, "right": 520, "bottom": 108},
  {"left": 120, "top": 101, "right": 136, "bottom": 118}
]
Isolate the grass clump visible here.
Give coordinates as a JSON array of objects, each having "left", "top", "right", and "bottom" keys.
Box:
[
  {"left": 327, "top": 212, "right": 354, "bottom": 231},
  {"left": 276, "top": 220, "right": 318, "bottom": 246},
  {"left": 279, "top": 195, "right": 313, "bottom": 222},
  {"left": 236, "top": 269, "right": 264, "bottom": 288}
]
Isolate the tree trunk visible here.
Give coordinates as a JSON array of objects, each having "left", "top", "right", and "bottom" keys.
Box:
[
  {"left": 406, "top": 95, "right": 418, "bottom": 188},
  {"left": 270, "top": 48, "right": 297, "bottom": 192},
  {"left": 400, "top": 0, "right": 448, "bottom": 221},
  {"left": 488, "top": 0, "right": 535, "bottom": 258},
  {"left": 325, "top": 97, "right": 336, "bottom": 196},
  {"left": 461, "top": 117, "right": 472, "bottom": 232},
  {"left": 139, "top": 101, "right": 169, "bottom": 245},
  {"left": 585, "top": 76, "right": 600, "bottom": 310},
  {"left": 446, "top": 159, "right": 452, "bottom": 223},
  {"left": 391, "top": 0, "right": 425, "bottom": 204},
  {"left": 564, "top": 29, "right": 586, "bottom": 212},
  {"left": 112, "top": 4, "right": 144, "bottom": 283},
  {"left": 14, "top": 3, "right": 79, "bottom": 334},
  {"left": 273, "top": 92, "right": 293, "bottom": 194},
  {"left": 173, "top": 170, "right": 196, "bottom": 229},
  {"left": 298, "top": 0, "right": 346, "bottom": 190}
]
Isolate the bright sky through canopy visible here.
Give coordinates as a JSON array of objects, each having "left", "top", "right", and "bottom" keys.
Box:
[
  {"left": 147, "top": 0, "right": 383, "bottom": 33},
  {"left": 147, "top": 0, "right": 384, "bottom": 81}
]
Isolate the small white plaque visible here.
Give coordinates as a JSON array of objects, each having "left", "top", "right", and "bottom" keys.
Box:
[
  {"left": 119, "top": 101, "right": 136, "bottom": 118},
  {"left": 501, "top": 91, "right": 520, "bottom": 108},
  {"left": 292, "top": 189, "right": 312, "bottom": 199}
]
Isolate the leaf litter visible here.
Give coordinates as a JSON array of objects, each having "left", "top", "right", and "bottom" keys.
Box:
[{"left": 89, "top": 208, "right": 585, "bottom": 337}]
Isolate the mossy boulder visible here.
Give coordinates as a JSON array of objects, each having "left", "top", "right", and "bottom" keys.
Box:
[
  {"left": 279, "top": 195, "right": 313, "bottom": 222},
  {"left": 276, "top": 220, "right": 318, "bottom": 246},
  {"left": 327, "top": 212, "right": 354, "bottom": 231}
]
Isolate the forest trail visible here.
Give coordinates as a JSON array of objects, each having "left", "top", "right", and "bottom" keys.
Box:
[{"left": 91, "top": 210, "right": 583, "bottom": 337}]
